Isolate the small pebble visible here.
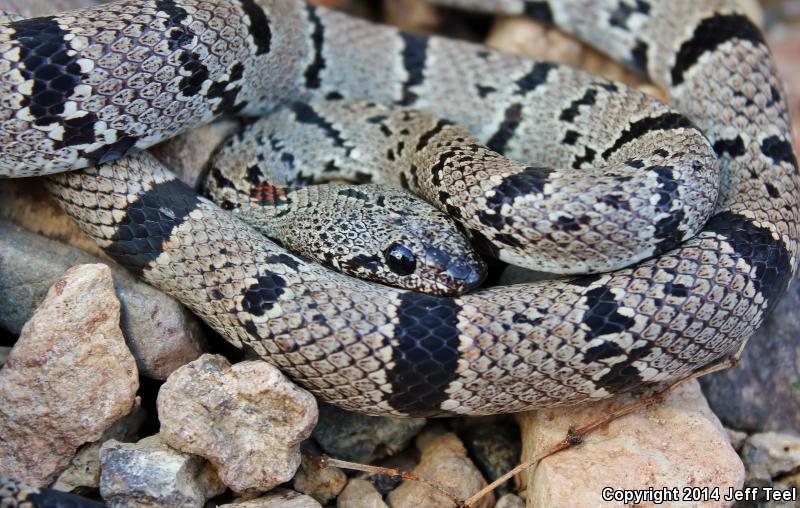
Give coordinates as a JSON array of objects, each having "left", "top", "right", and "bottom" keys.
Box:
[
  {"left": 387, "top": 428, "right": 494, "bottom": 508},
  {"left": 0, "top": 264, "right": 139, "bottom": 485},
  {"left": 337, "top": 478, "right": 388, "bottom": 508},
  {"left": 99, "top": 435, "right": 225, "bottom": 508},
  {"left": 158, "top": 354, "right": 318, "bottom": 493},
  {"left": 495, "top": 493, "right": 525, "bottom": 508},
  {"left": 741, "top": 431, "right": 800, "bottom": 485},
  {"left": 293, "top": 446, "right": 347, "bottom": 504},
  {"left": 313, "top": 402, "right": 425, "bottom": 463},
  {"left": 220, "top": 488, "right": 322, "bottom": 508}
]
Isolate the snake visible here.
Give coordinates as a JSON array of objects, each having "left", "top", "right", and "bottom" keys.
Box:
[
  {"left": 0, "top": 0, "right": 796, "bottom": 417},
  {"left": 0, "top": 0, "right": 798, "bottom": 504}
]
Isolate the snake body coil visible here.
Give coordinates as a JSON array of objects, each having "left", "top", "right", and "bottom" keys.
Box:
[{"left": 0, "top": 0, "right": 797, "bottom": 417}]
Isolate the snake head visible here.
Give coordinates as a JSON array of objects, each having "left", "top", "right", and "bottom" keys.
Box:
[{"left": 332, "top": 185, "right": 487, "bottom": 295}]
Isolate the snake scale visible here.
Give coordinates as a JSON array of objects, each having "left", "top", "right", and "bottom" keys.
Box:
[{"left": 0, "top": 0, "right": 797, "bottom": 420}]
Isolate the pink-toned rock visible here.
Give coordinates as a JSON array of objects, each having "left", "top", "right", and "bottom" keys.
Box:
[
  {"left": 387, "top": 429, "right": 494, "bottom": 508},
  {"left": 157, "top": 355, "right": 318, "bottom": 493},
  {"left": 0, "top": 264, "right": 139, "bottom": 485},
  {"left": 517, "top": 380, "right": 744, "bottom": 508}
]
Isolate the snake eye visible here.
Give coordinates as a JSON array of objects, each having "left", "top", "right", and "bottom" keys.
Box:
[{"left": 384, "top": 242, "right": 417, "bottom": 276}]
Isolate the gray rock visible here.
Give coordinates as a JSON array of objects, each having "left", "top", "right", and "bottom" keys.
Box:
[
  {"left": 460, "top": 420, "right": 520, "bottom": 496},
  {"left": 700, "top": 273, "right": 800, "bottom": 432},
  {"left": 158, "top": 355, "right": 318, "bottom": 494},
  {"left": 0, "top": 220, "right": 207, "bottom": 379},
  {"left": 99, "top": 435, "right": 225, "bottom": 508},
  {"left": 313, "top": 402, "right": 425, "bottom": 463},
  {"left": 742, "top": 432, "right": 800, "bottom": 486},
  {"left": 0, "top": 264, "right": 139, "bottom": 485},
  {"left": 0, "top": 346, "right": 10, "bottom": 368}
]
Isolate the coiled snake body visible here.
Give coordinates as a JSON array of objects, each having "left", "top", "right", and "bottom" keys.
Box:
[{"left": 0, "top": 0, "right": 797, "bottom": 419}]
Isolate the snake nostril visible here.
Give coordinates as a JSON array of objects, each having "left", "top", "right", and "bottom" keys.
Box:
[{"left": 447, "top": 263, "right": 486, "bottom": 288}]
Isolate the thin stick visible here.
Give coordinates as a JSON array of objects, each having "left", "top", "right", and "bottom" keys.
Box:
[{"left": 303, "top": 452, "right": 462, "bottom": 504}]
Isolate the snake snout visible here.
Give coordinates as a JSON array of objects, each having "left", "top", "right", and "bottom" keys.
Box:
[{"left": 446, "top": 262, "right": 485, "bottom": 289}]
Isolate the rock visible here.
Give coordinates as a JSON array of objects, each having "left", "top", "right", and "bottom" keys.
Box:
[
  {"left": 517, "top": 380, "right": 743, "bottom": 508},
  {"left": 726, "top": 428, "right": 749, "bottom": 452},
  {"left": 0, "top": 179, "right": 106, "bottom": 257},
  {"left": 700, "top": 274, "right": 800, "bottom": 432},
  {"left": 337, "top": 478, "right": 388, "bottom": 508},
  {"left": 495, "top": 494, "right": 526, "bottom": 508},
  {"left": 0, "top": 220, "right": 207, "bottom": 380},
  {"left": 0, "top": 264, "right": 139, "bottom": 486},
  {"left": 741, "top": 432, "right": 800, "bottom": 486},
  {"left": 293, "top": 446, "right": 347, "bottom": 504},
  {"left": 771, "top": 472, "right": 800, "bottom": 508},
  {"left": 0, "top": 346, "right": 10, "bottom": 367},
  {"left": 460, "top": 420, "right": 519, "bottom": 496},
  {"left": 53, "top": 401, "right": 147, "bottom": 492},
  {"left": 382, "top": 0, "right": 441, "bottom": 33},
  {"left": 157, "top": 354, "right": 318, "bottom": 493},
  {"left": 368, "top": 446, "right": 420, "bottom": 496},
  {"left": 99, "top": 435, "right": 225, "bottom": 508},
  {"left": 313, "top": 402, "right": 425, "bottom": 463},
  {"left": 0, "top": 0, "right": 101, "bottom": 17},
  {"left": 387, "top": 429, "right": 494, "bottom": 508},
  {"left": 150, "top": 119, "right": 241, "bottom": 189},
  {"left": 219, "top": 489, "right": 322, "bottom": 508}
]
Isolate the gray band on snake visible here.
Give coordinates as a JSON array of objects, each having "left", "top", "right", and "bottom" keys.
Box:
[{"left": 0, "top": 0, "right": 797, "bottom": 420}]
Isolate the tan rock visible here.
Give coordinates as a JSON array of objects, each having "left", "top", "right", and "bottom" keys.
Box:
[
  {"left": 337, "top": 479, "right": 388, "bottom": 508},
  {"left": 150, "top": 119, "right": 241, "bottom": 189},
  {"left": 382, "top": 0, "right": 441, "bottom": 33},
  {"left": 158, "top": 355, "right": 318, "bottom": 493},
  {"left": 220, "top": 488, "right": 322, "bottom": 508},
  {"left": 387, "top": 429, "right": 494, "bottom": 508},
  {"left": 99, "top": 435, "right": 225, "bottom": 508},
  {"left": 0, "top": 264, "right": 139, "bottom": 485},
  {"left": 0, "top": 220, "right": 208, "bottom": 380},
  {"left": 293, "top": 451, "right": 347, "bottom": 504},
  {"left": 517, "top": 380, "right": 744, "bottom": 508},
  {"left": 0, "top": 179, "right": 105, "bottom": 257}
]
